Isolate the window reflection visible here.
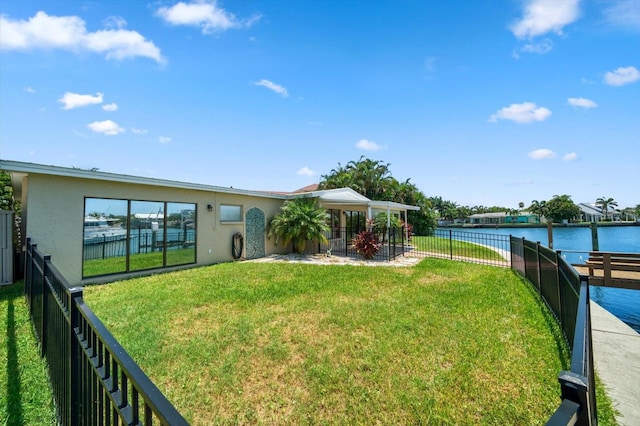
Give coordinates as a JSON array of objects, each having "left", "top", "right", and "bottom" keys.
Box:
[
  {"left": 130, "top": 201, "right": 165, "bottom": 271},
  {"left": 83, "top": 198, "right": 197, "bottom": 278},
  {"left": 166, "top": 203, "right": 196, "bottom": 266},
  {"left": 83, "top": 198, "right": 128, "bottom": 277}
]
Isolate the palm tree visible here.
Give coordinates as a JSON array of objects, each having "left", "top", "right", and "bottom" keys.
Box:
[
  {"left": 596, "top": 197, "right": 618, "bottom": 221},
  {"left": 267, "top": 198, "right": 330, "bottom": 253},
  {"left": 528, "top": 200, "right": 547, "bottom": 223}
]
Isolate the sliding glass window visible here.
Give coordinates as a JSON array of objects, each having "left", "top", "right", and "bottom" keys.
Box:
[{"left": 83, "top": 198, "right": 197, "bottom": 278}]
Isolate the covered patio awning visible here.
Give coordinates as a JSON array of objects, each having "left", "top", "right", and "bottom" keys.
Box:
[{"left": 293, "top": 188, "right": 420, "bottom": 226}]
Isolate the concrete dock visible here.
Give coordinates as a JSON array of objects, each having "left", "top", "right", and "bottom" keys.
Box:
[{"left": 590, "top": 301, "right": 640, "bottom": 425}]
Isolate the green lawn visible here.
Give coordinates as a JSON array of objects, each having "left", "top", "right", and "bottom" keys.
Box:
[
  {"left": 83, "top": 258, "right": 615, "bottom": 425},
  {"left": 411, "top": 236, "right": 505, "bottom": 261},
  {"left": 1, "top": 283, "right": 56, "bottom": 426}
]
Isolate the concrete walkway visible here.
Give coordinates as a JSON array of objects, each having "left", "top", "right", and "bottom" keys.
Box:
[{"left": 590, "top": 302, "right": 640, "bottom": 426}]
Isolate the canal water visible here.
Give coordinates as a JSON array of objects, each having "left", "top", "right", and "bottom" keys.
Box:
[{"left": 446, "top": 225, "right": 640, "bottom": 333}]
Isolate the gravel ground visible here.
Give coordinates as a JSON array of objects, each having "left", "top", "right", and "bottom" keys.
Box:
[{"left": 245, "top": 253, "right": 421, "bottom": 267}]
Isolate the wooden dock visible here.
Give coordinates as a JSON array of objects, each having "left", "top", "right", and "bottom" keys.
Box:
[{"left": 573, "top": 252, "right": 640, "bottom": 290}]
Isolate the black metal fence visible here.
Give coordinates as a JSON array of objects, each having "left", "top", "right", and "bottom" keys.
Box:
[
  {"left": 510, "top": 237, "right": 596, "bottom": 425},
  {"left": 318, "top": 228, "right": 512, "bottom": 266},
  {"left": 24, "top": 239, "right": 188, "bottom": 425},
  {"left": 317, "top": 226, "right": 406, "bottom": 261},
  {"left": 409, "top": 229, "right": 512, "bottom": 267},
  {"left": 22, "top": 232, "right": 596, "bottom": 424}
]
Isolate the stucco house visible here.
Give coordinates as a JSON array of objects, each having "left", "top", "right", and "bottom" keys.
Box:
[
  {"left": 468, "top": 211, "right": 539, "bottom": 225},
  {"left": 1, "top": 160, "right": 418, "bottom": 285}
]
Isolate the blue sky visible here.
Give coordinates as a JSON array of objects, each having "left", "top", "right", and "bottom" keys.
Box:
[{"left": 1, "top": 0, "right": 638, "bottom": 209}]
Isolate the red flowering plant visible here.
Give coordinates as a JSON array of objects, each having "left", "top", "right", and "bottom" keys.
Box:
[
  {"left": 400, "top": 220, "right": 413, "bottom": 241},
  {"left": 352, "top": 218, "right": 382, "bottom": 260}
]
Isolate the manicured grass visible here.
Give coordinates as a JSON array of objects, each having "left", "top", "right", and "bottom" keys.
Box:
[
  {"left": 411, "top": 236, "right": 505, "bottom": 261},
  {"left": 82, "top": 258, "right": 610, "bottom": 425},
  {"left": 1, "top": 283, "right": 56, "bottom": 426}
]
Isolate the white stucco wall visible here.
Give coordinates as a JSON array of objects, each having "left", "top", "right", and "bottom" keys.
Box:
[{"left": 23, "top": 173, "right": 284, "bottom": 284}]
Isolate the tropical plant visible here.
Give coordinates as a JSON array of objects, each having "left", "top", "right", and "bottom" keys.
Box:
[
  {"left": 528, "top": 200, "right": 547, "bottom": 222},
  {"left": 372, "top": 212, "right": 402, "bottom": 243},
  {"left": 455, "top": 206, "right": 472, "bottom": 223},
  {"left": 401, "top": 220, "right": 413, "bottom": 241},
  {"left": 1, "top": 169, "right": 22, "bottom": 250},
  {"left": 352, "top": 230, "right": 382, "bottom": 259},
  {"left": 595, "top": 197, "right": 618, "bottom": 221},
  {"left": 544, "top": 195, "right": 581, "bottom": 223},
  {"left": 319, "top": 156, "right": 437, "bottom": 235},
  {"left": 267, "top": 198, "right": 330, "bottom": 253},
  {"left": 1, "top": 170, "right": 15, "bottom": 211}
]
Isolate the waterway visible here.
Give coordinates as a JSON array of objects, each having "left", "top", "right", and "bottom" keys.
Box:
[{"left": 443, "top": 225, "right": 640, "bottom": 333}]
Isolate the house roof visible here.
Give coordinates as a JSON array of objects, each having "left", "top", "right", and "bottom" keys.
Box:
[
  {"left": 298, "top": 187, "right": 420, "bottom": 211},
  {"left": 1, "top": 159, "right": 290, "bottom": 201},
  {"left": 1, "top": 159, "right": 420, "bottom": 212},
  {"left": 469, "top": 212, "right": 508, "bottom": 219},
  {"left": 578, "top": 203, "right": 603, "bottom": 215}
]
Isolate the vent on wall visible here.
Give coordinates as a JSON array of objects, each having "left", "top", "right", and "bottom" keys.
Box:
[{"left": 1, "top": 210, "right": 13, "bottom": 285}]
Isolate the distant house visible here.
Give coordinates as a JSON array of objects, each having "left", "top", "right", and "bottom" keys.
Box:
[
  {"left": 469, "top": 212, "right": 507, "bottom": 225},
  {"left": 468, "top": 211, "right": 539, "bottom": 225},
  {"left": 1, "top": 160, "right": 419, "bottom": 285},
  {"left": 578, "top": 203, "right": 604, "bottom": 222},
  {"left": 578, "top": 203, "right": 622, "bottom": 222}
]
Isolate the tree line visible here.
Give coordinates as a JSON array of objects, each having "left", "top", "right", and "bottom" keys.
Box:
[{"left": 316, "top": 157, "right": 640, "bottom": 227}]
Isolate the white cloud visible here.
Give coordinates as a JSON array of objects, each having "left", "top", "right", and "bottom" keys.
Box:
[
  {"left": 563, "top": 152, "right": 578, "bottom": 161},
  {"left": 567, "top": 97, "right": 597, "bottom": 108},
  {"left": 156, "top": 0, "right": 261, "bottom": 34},
  {"left": 602, "top": 0, "right": 640, "bottom": 32},
  {"left": 528, "top": 148, "right": 556, "bottom": 160},
  {"left": 603, "top": 66, "right": 640, "bottom": 86},
  {"left": 24, "top": 86, "right": 35, "bottom": 93},
  {"left": 297, "top": 167, "right": 315, "bottom": 177},
  {"left": 104, "top": 16, "right": 127, "bottom": 30},
  {"left": 253, "top": 79, "right": 289, "bottom": 97},
  {"left": 87, "top": 120, "right": 125, "bottom": 135},
  {"left": 520, "top": 39, "right": 553, "bottom": 54},
  {"left": 511, "top": 0, "right": 582, "bottom": 39},
  {"left": 489, "top": 102, "right": 552, "bottom": 124},
  {"left": 59, "top": 92, "right": 103, "bottom": 109},
  {"left": 102, "top": 103, "right": 118, "bottom": 111},
  {"left": 131, "top": 128, "right": 148, "bottom": 134},
  {"left": 158, "top": 136, "right": 171, "bottom": 144},
  {"left": 0, "top": 11, "right": 163, "bottom": 63},
  {"left": 356, "top": 139, "right": 382, "bottom": 151}
]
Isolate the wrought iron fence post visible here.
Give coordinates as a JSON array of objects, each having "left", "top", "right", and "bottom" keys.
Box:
[
  {"left": 68, "top": 286, "right": 84, "bottom": 426},
  {"left": 449, "top": 229, "right": 453, "bottom": 259},
  {"left": 536, "top": 242, "right": 542, "bottom": 293},
  {"left": 40, "top": 254, "right": 51, "bottom": 357},
  {"left": 521, "top": 237, "right": 527, "bottom": 280},
  {"left": 555, "top": 250, "right": 563, "bottom": 332}
]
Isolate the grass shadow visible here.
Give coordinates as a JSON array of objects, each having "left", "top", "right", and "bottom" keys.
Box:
[{"left": 2, "top": 284, "right": 24, "bottom": 426}]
